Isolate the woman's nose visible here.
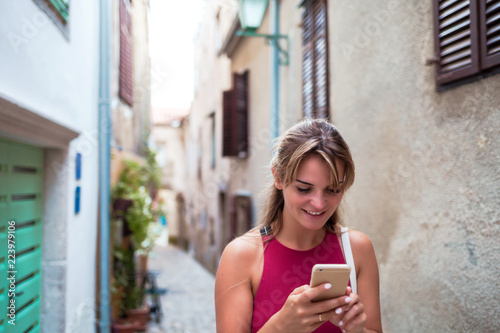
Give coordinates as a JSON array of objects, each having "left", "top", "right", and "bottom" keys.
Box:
[{"left": 310, "top": 192, "right": 326, "bottom": 210}]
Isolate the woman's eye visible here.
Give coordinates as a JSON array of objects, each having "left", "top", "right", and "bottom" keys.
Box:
[
  {"left": 297, "top": 187, "right": 310, "bottom": 193},
  {"left": 328, "top": 188, "right": 341, "bottom": 194}
]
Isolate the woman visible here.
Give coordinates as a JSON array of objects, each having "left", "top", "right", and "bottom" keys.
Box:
[{"left": 215, "top": 119, "right": 382, "bottom": 333}]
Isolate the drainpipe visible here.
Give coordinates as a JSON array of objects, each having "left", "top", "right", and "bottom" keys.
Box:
[
  {"left": 270, "top": 0, "right": 280, "bottom": 141},
  {"left": 98, "top": 0, "right": 112, "bottom": 331}
]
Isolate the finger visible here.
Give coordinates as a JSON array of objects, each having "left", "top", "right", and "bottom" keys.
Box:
[
  {"left": 309, "top": 294, "right": 353, "bottom": 315},
  {"left": 345, "top": 286, "right": 352, "bottom": 295},
  {"left": 326, "top": 294, "right": 353, "bottom": 322},
  {"left": 321, "top": 309, "right": 339, "bottom": 326},
  {"left": 343, "top": 292, "right": 359, "bottom": 312},
  {"left": 324, "top": 299, "right": 352, "bottom": 327},
  {"left": 341, "top": 302, "right": 364, "bottom": 325},
  {"left": 342, "top": 311, "right": 366, "bottom": 332},
  {"left": 303, "top": 282, "right": 333, "bottom": 302},
  {"left": 290, "top": 284, "right": 310, "bottom": 295}
]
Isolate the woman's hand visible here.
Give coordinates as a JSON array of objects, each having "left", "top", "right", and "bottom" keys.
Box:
[
  {"left": 329, "top": 286, "right": 366, "bottom": 333},
  {"left": 261, "top": 283, "right": 353, "bottom": 333}
]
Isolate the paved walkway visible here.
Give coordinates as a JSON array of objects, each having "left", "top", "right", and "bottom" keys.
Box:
[{"left": 146, "top": 244, "right": 217, "bottom": 333}]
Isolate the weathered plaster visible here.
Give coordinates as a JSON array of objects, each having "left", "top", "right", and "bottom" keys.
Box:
[{"left": 329, "top": 1, "right": 500, "bottom": 331}]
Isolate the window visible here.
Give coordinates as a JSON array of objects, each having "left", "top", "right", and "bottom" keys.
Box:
[
  {"left": 33, "top": 0, "right": 70, "bottom": 37},
  {"left": 222, "top": 71, "right": 248, "bottom": 158},
  {"left": 119, "top": 0, "right": 134, "bottom": 106},
  {"left": 432, "top": 0, "right": 500, "bottom": 89},
  {"left": 301, "top": 0, "right": 329, "bottom": 119}
]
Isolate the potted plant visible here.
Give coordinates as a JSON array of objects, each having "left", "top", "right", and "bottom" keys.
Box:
[
  {"left": 110, "top": 148, "right": 164, "bottom": 330},
  {"left": 111, "top": 244, "right": 150, "bottom": 327},
  {"left": 111, "top": 246, "right": 142, "bottom": 332},
  {"left": 123, "top": 284, "right": 149, "bottom": 331}
]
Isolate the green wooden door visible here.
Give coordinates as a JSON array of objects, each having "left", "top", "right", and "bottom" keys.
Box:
[{"left": 0, "top": 139, "right": 43, "bottom": 333}]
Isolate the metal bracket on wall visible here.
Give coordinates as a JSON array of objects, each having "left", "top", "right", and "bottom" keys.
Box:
[{"left": 236, "top": 30, "right": 289, "bottom": 66}]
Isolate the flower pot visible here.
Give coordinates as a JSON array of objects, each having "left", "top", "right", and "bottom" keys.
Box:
[
  {"left": 112, "top": 320, "right": 140, "bottom": 333},
  {"left": 125, "top": 304, "right": 150, "bottom": 331}
]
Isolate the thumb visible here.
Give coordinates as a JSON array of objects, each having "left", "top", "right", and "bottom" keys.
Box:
[{"left": 345, "top": 286, "right": 352, "bottom": 296}]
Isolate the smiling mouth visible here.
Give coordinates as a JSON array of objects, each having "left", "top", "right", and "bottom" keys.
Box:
[{"left": 304, "top": 210, "right": 324, "bottom": 216}]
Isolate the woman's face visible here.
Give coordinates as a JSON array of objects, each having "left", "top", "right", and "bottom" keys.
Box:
[{"left": 277, "top": 154, "right": 345, "bottom": 232}]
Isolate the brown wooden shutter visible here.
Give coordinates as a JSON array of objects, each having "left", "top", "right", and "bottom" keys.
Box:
[
  {"left": 119, "top": 0, "right": 134, "bottom": 106},
  {"left": 433, "top": 0, "right": 480, "bottom": 85},
  {"left": 302, "top": 4, "right": 315, "bottom": 117},
  {"left": 222, "top": 71, "right": 249, "bottom": 157},
  {"left": 479, "top": 0, "right": 500, "bottom": 69},
  {"left": 302, "top": 0, "right": 329, "bottom": 119},
  {"left": 234, "top": 71, "right": 249, "bottom": 157},
  {"left": 222, "top": 90, "right": 235, "bottom": 156},
  {"left": 312, "top": 1, "right": 328, "bottom": 119}
]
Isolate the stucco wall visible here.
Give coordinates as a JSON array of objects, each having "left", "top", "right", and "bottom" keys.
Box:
[
  {"left": 0, "top": 0, "right": 99, "bottom": 133},
  {"left": 230, "top": 10, "right": 273, "bottom": 222},
  {"left": 0, "top": 0, "right": 100, "bottom": 331},
  {"left": 189, "top": 0, "right": 235, "bottom": 271},
  {"left": 326, "top": 1, "right": 500, "bottom": 332},
  {"left": 132, "top": 0, "right": 151, "bottom": 155},
  {"left": 279, "top": 0, "right": 305, "bottom": 132}
]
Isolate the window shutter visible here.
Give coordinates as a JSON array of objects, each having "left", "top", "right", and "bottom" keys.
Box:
[
  {"left": 433, "top": 0, "right": 480, "bottom": 85},
  {"left": 48, "top": 0, "right": 69, "bottom": 22},
  {"left": 479, "top": 0, "right": 500, "bottom": 69},
  {"left": 234, "top": 71, "right": 249, "bottom": 157},
  {"left": 313, "top": 0, "right": 329, "bottom": 119},
  {"left": 32, "top": 0, "right": 70, "bottom": 35},
  {"left": 222, "top": 90, "right": 236, "bottom": 156},
  {"left": 222, "top": 72, "right": 249, "bottom": 158},
  {"left": 302, "top": 0, "right": 329, "bottom": 119},
  {"left": 302, "top": 4, "right": 315, "bottom": 117},
  {"left": 119, "top": 0, "right": 134, "bottom": 106}
]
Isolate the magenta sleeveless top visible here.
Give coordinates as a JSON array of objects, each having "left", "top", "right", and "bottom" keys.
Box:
[{"left": 251, "top": 231, "right": 346, "bottom": 333}]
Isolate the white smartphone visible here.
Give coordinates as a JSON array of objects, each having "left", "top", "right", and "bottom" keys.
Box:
[{"left": 309, "top": 264, "right": 351, "bottom": 302}]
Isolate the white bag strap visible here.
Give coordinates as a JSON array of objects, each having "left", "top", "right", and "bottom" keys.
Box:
[{"left": 340, "top": 227, "right": 357, "bottom": 294}]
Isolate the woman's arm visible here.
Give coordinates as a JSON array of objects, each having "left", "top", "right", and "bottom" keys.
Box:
[
  {"left": 215, "top": 236, "right": 258, "bottom": 333},
  {"left": 339, "top": 230, "right": 382, "bottom": 333}
]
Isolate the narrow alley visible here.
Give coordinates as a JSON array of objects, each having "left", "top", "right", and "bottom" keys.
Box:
[
  {"left": 146, "top": 245, "right": 216, "bottom": 333},
  {"left": 0, "top": 1, "right": 499, "bottom": 332}
]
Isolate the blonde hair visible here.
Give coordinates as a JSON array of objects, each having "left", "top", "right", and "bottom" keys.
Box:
[{"left": 258, "top": 118, "right": 355, "bottom": 237}]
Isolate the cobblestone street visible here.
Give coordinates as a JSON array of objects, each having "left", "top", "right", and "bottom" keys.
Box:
[{"left": 146, "top": 244, "right": 217, "bottom": 333}]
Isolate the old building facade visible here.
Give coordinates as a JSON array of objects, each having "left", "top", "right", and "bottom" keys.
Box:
[
  {"left": 0, "top": 0, "right": 153, "bottom": 331},
  {"left": 0, "top": 1, "right": 100, "bottom": 331},
  {"left": 190, "top": 0, "right": 499, "bottom": 332}
]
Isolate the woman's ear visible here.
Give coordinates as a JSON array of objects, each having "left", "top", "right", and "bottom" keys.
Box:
[{"left": 272, "top": 168, "right": 283, "bottom": 190}]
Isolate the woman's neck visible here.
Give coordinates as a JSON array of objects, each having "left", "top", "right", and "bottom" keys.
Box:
[{"left": 275, "top": 220, "right": 326, "bottom": 251}]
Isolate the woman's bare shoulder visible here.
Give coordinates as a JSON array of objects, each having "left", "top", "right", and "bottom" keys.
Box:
[
  {"left": 348, "top": 229, "right": 373, "bottom": 248},
  {"left": 347, "top": 229, "right": 377, "bottom": 267},
  {"left": 220, "top": 229, "right": 263, "bottom": 268}
]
